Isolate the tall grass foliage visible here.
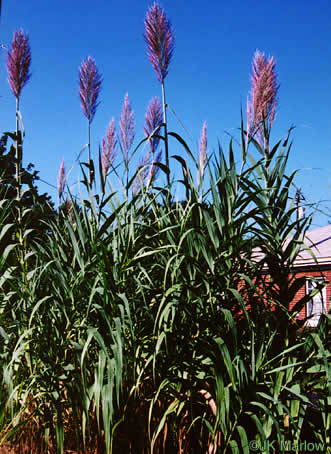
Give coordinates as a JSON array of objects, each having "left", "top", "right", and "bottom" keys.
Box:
[
  {"left": 1, "top": 125, "right": 329, "bottom": 453},
  {"left": 0, "top": 5, "right": 330, "bottom": 454}
]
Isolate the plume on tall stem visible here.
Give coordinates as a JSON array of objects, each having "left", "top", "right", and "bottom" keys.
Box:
[
  {"left": 146, "top": 149, "right": 162, "bottom": 189},
  {"left": 6, "top": 29, "right": 31, "bottom": 202},
  {"left": 79, "top": 56, "right": 102, "bottom": 187},
  {"left": 57, "top": 158, "right": 66, "bottom": 205},
  {"left": 6, "top": 29, "right": 31, "bottom": 101},
  {"left": 144, "top": 2, "right": 174, "bottom": 187},
  {"left": 119, "top": 93, "right": 135, "bottom": 196},
  {"left": 198, "top": 121, "right": 207, "bottom": 187},
  {"left": 132, "top": 150, "right": 151, "bottom": 194},
  {"left": 144, "top": 96, "right": 163, "bottom": 157},
  {"left": 6, "top": 29, "right": 31, "bottom": 254},
  {"left": 246, "top": 50, "right": 279, "bottom": 150},
  {"left": 101, "top": 118, "right": 117, "bottom": 178}
]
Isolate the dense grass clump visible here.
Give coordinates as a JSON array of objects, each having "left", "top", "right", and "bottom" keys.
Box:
[
  {"left": 0, "top": 4, "right": 330, "bottom": 453},
  {"left": 0, "top": 125, "right": 330, "bottom": 453}
]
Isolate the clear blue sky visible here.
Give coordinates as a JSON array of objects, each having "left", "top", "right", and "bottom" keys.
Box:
[{"left": 0, "top": 0, "right": 330, "bottom": 226}]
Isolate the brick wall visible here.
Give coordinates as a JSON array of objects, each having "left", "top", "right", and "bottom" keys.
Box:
[{"left": 289, "top": 268, "right": 331, "bottom": 320}]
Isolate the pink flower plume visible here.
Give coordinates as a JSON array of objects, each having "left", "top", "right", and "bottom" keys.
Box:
[
  {"left": 144, "top": 2, "right": 175, "bottom": 83},
  {"left": 247, "top": 50, "right": 279, "bottom": 144},
  {"left": 6, "top": 29, "right": 31, "bottom": 100},
  {"left": 57, "top": 158, "right": 66, "bottom": 201},
  {"left": 144, "top": 96, "right": 163, "bottom": 155},
  {"left": 102, "top": 118, "right": 117, "bottom": 177},
  {"left": 79, "top": 56, "right": 102, "bottom": 123},
  {"left": 199, "top": 121, "right": 207, "bottom": 182},
  {"left": 119, "top": 93, "right": 135, "bottom": 162},
  {"left": 146, "top": 149, "right": 162, "bottom": 188}
]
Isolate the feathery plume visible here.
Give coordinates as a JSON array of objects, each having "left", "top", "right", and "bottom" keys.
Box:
[
  {"left": 102, "top": 118, "right": 117, "bottom": 177},
  {"left": 146, "top": 149, "right": 162, "bottom": 188},
  {"left": 57, "top": 158, "right": 66, "bottom": 201},
  {"left": 132, "top": 151, "right": 151, "bottom": 194},
  {"left": 144, "top": 2, "right": 175, "bottom": 83},
  {"left": 6, "top": 29, "right": 31, "bottom": 100},
  {"left": 199, "top": 121, "right": 207, "bottom": 183},
  {"left": 144, "top": 96, "right": 163, "bottom": 155},
  {"left": 119, "top": 93, "right": 135, "bottom": 162},
  {"left": 64, "top": 197, "right": 75, "bottom": 222},
  {"left": 247, "top": 50, "right": 279, "bottom": 144},
  {"left": 79, "top": 56, "right": 102, "bottom": 123},
  {"left": 65, "top": 197, "right": 72, "bottom": 212}
]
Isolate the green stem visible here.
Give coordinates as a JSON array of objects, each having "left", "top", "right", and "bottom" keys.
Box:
[
  {"left": 15, "top": 97, "right": 28, "bottom": 336},
  {"left": 16, "top": 97, "right": 21, "bottom": 204},
  {"left": 88, "top": 118, "right": 91, "bottom": 188},
  {"left": 223, "top": 416, "right": 240, "bottom": 454},
  {"left": 161, "top": 80, "right": 170, "bottom": 188},
  {"left": 15, "top": 97, "right": 23, "bottom": 258}
]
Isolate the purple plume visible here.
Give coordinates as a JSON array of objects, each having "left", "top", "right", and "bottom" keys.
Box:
[
  {"left": 102, "top": 118, "right": 117, "bottom": 177},
  {"left": 144, "top": 2, "right": 175, "bottom": 83},
  {"left": 199, "top": 121, "right": 207, "bottom": 183},
  {"left": 64, "top": 197, "right": 75, "bottom": 221},
  {"left": 146, "top": 149, "right": 162, "bottom": 188},
  {"left": 119, "top": 93, "right": 135, "bottom": 162},
  {"left": 247, "top": 50, "right": 279, "bottom": 144},
  {"left": 132, "top": 150, "right": 151, "bottom": 194},
  {"left": 79, "top": 56, "right": 102, "bottom": 123},
  {"left": 6, "top": 29, "right": 31, "bottom": 100},
  {"left": 57, "top": 158, "right": 66, "bottom": 201},
  {"left": 144, "top": 97, "right": 163, "bottom": 155}
]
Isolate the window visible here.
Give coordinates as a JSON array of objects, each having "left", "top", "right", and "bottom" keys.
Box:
[{"left": 306, "top": 278, "right": 326, "bottom": 327}]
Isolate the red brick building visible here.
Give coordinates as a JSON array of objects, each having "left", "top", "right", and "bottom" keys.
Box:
[{"left": 290, "top": 225, "right": 331, "bottom": 327}]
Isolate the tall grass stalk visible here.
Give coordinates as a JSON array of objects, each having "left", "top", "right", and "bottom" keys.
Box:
[{"left": 144, "top": 2, "right": 175, "bottom": 188}]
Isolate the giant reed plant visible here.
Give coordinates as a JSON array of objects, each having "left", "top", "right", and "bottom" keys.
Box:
[
  {"left": 0, "top": 6, "right": 330, "bottom": 454},
  {"left": 5, "top": 29, "right": 31, "bottom": 270},
  {"left": 144, "top": 2, "right": 174, "bottom": 188},
  {"left": 2, "top": 126, "right": 329, "bottom": 453},
  {"left": 79, "top": 56, "right": 102, "bottom": 188},
  {"left": 6, "top": 29, "right": 31, "bottom": 205}
]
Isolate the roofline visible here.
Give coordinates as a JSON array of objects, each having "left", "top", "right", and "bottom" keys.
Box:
[{"left": 293, "top": 257, "right": 331, "bottom": 267}]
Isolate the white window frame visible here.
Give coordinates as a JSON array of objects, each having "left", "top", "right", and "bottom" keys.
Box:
[{"left": 305, "top": 278, "right": 327, "bottom": 327}]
